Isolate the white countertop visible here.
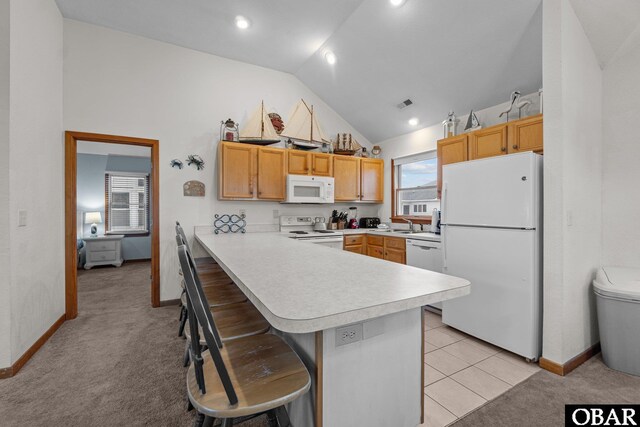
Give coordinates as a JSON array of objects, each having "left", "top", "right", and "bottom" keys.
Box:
[{"left": 195, "top": 232, "right": 468, "bottom": 333}]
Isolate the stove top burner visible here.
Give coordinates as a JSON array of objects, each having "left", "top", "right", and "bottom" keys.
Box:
[
  {"left": 289, "top": 231, "right": 309, "bottom": 235},
  {"left": 315, "top": 230, "right": 335, "bottom": 234}
]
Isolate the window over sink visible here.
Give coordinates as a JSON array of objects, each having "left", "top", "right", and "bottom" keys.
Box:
[{"left": 392, "top": 150, "right": 440, "bottom": 224}]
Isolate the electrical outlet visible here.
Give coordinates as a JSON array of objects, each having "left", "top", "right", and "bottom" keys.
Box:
[
  {"left": 239, "top": 208, "right": 246, "bottom": 217},
  {"left": 336, "top": 323, "right": 363, "bottom": 347}
]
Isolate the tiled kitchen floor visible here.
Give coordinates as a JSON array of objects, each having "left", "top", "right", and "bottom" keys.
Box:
[{"left": 420, "top": 309, "right": 540, "bottom": 427}]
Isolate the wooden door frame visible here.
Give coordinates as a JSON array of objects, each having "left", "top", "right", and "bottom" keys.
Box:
[{"left": 65, "top": 131, "right": 160, "bottom": 319}]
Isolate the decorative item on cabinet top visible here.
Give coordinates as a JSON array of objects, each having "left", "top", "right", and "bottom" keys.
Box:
[
  {"left": 239, "top": 101, "right": 282, "bottom": 145},
  {"left": 442, "top": 111, "right": 459, "bottom": 138},
  {"left": 183, "top": 180, "right": 205, "bottom": 197},
  {"left": 464, "top": 110, "right": 481, "bottom": 131},
  {"left": 498, "top": 90, "right": 520, "bottom": 122},
  {"left": 213, "top": 213, "right": 246, "bottom": 234},
  {"left": 281, "top": 98, "right": 329, "bottom": 150},
  {"left": 333, "top": 133, "right": 361, "bottom": 156},
  {"left": 220, "top": 118, "right": 239, "bottom": 142}
]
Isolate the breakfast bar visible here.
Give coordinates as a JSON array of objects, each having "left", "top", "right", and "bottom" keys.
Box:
[{"left": 195, "top": 231, "right": 470, "bottom": 427}]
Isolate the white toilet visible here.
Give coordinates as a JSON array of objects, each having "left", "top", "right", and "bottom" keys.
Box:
[{"left": 593, "top": 267, "right": 640, "bottom": 376}]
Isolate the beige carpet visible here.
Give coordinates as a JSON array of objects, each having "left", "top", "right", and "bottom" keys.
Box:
[{"left": 452, "top": 354, "right": 640, "bottom": 427}]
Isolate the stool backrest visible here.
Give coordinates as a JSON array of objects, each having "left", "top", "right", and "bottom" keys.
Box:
[
  {"left": 175, "top": 234, "right": 223, "bottom": 349},
  {"left": 177, "top": 244, "right": 238, "bottom": 405},
  {"left": 175, "top": 221, "right": 192, "bottom": 253}
]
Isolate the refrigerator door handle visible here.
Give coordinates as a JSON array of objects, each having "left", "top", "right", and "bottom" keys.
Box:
[
  {"left": 442, "top": 182, "right": 448, "bottom": 224},
  {"left": 442, "top": 226, "right": 447, "bottom": 269}
]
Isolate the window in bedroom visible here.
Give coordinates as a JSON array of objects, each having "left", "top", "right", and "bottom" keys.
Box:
[{"left": 105, "top": 172, "right": 150, "bottom": 235}]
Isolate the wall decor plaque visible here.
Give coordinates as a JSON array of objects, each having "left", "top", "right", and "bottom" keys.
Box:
[{"left": 183, "top": 180, "right": 205, "bottom": 197}]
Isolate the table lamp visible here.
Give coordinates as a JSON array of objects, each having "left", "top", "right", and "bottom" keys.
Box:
[{"left": 85, "top": 212, "right": 103, "bottom": 237}]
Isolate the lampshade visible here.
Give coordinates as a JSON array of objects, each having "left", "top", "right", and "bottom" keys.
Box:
[{"left": 85, "top": 211, "right": 103, "bottom": 224}]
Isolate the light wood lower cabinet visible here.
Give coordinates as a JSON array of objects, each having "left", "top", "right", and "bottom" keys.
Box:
[
  {"left": 383, "top": 237, "right": 406, "bottom": 264},
  {"left": 346, "top": 234, "right": 406, "bottom": 264},
  {"left": 343, "top": 234, "right": 365, "bottom": 255}
]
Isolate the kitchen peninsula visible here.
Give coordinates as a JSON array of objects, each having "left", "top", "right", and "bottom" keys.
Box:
[{"left": 195, "top": 231, "right": 470, "bottom": 427}]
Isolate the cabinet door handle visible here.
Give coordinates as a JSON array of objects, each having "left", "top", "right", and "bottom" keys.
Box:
[
  {"left": 501, "top": 146, "right": 506, "bottom": 152},
  {"left": 513, "top": 144, "right": 518, "bottom": 149}
]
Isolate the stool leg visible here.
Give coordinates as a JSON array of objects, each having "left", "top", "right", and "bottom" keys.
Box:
[
  {"left": 178, "top": 309, "right": 188, "bottom": 337},
  {"left": 183, "top": 342, "right": 190, "bottom": 367},
  {"left": 274, "top": 406, "right": 291, "bottom": 427},
  {"left": 193, "top": 412, "right": 205, "bottom": 427},
  {"left": 220, "top": 419, "right": 233, "bottom": 427},
  {"left": 267, "top": 410, "right": 278, "bottom": 427}
]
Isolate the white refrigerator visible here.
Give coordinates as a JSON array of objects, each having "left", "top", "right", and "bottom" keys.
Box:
[{"left": 441, "top": 152, "right": 542, "bottom": 360}]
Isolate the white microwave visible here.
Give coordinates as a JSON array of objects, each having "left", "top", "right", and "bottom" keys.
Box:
[{"left": 284, "top": 175, "right": 335, "bottom": 204}]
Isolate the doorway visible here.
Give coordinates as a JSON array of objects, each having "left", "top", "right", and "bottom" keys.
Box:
[{"left": 65, "top": 131, "right": 160, "bottom": 319}]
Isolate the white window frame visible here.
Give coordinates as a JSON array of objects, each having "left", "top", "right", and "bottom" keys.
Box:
[
  {"left": 393, "top": 150, "right": 439, "bottom": 219},
  {"left": 105, "top": 172, "right": 150, "bottom": 235}
]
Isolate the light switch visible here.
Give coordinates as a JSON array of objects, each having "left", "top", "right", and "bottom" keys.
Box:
[{"left": 18, "top": 210, "right": 27, "bottom": 227}]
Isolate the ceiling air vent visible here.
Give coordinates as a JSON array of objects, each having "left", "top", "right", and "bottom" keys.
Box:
[{"left": 397, "top": 99, "right": 413, "bottom": 110}]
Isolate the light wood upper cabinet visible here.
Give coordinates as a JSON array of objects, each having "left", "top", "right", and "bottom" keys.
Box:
[
  {"left": 219, "top": 142, "right": 255, "bottom": 199},
  {"left": 257, "top": 148, "right": 286, "bottom": 200},
  {"left": 288, "top": 151, "right": 310, "bottom": 175},
  {"left": 334, "top": 156, "right": 361, "bottom": 201},
  {"left": 469, "top": 124, "right": 508, "bottom": 160},
  {"left": 288, "top": 152, "right": 333, "bottom": 176},
  {"left": 508, "top": 114, "right": 543, "bottom": 154},
  {"left": 219, "top": 141, "right": 383, "bottom": 203},
  {"left": 360, "top": 158, "right": 384, "bottom": 203},
  {"left": 437, "top": 134, "right": 468, "bottom": 196},
  {"left": 312, "top": 153, "right": 333, "bottom": 177}
]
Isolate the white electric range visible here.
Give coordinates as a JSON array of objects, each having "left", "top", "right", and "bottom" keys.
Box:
[{"left": 279, "top": 215, "right": 343, "bottom": 249}]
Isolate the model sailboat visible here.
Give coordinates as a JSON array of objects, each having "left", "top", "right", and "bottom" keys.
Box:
[
  {"left": 239, "top": 101, "right": 282, "bottom": 145},
  {"left": 281, "top": 99, "right": 328, "bottom": 148}
]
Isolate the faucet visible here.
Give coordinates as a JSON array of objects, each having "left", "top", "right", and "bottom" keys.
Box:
[{"left": 401, "top": 218, "right": 414, "bottom": 233}]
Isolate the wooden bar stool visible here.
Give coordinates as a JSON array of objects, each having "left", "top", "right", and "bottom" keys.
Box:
[
  {"left": 178, "top": 245, "right": 310, "bottom": 427},
  {"left": 176, "top": 222, "right": 221, "bottom": 271}
]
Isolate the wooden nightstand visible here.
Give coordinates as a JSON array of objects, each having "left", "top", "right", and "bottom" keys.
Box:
[{"left": 83, "top": 235, "right": 124, "bottom": 269}]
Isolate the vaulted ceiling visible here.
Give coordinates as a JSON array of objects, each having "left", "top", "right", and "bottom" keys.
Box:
[
  {"left": 570, "top": 0, "right": 640, "bottom": 67},
  {"left": 55, "top": 0, "right": 542, "bottom": 143}
]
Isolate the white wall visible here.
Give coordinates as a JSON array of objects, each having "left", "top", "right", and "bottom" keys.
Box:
[
  {"left": 0, "top": 0, "right": 11, "bottom": 369},
  {"left": 63, "top": 20, "right": 379, "bottom": 302},
  {"left": 4, "top": 0, "right": 64, "bottom": 366},
  {"left": 602, "top": 40, "right": 640, "bottom": 268},
  {"left": 375, "top": 93, "right": 541, "bottom": 223},
  {"left": 542, "top": 0, "right": 602, "bottom": 364}
]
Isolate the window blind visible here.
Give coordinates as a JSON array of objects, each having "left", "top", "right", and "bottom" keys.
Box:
[{"left": 105, "top": 172, "right": 150, "bottom": 234}]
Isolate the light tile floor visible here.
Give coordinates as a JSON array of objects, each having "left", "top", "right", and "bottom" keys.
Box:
[{"left": 420, "top": 309, "right": 540, "bottom": 427}]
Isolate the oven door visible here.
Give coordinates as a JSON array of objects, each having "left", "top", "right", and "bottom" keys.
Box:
[{"left": 285, "top": 175, "right": 334, "bottom": 203}]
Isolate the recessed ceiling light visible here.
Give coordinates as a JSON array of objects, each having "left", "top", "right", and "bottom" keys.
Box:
[
  {"left": 235, "top": 16, "right": 250, "bottom": 29},
  {"left": 390, "top": 0, "right": 406, "bottom": 7},
  {"left": 324, "top": 51, "right": 337, "bottom": 65},
  {"left": 408, "top": 117, "right": 419, "bottom": 126}
]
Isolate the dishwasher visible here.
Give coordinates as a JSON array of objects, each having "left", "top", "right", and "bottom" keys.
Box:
[{"left": 406, "top": 238, "right": 443, "bottom": 310}]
